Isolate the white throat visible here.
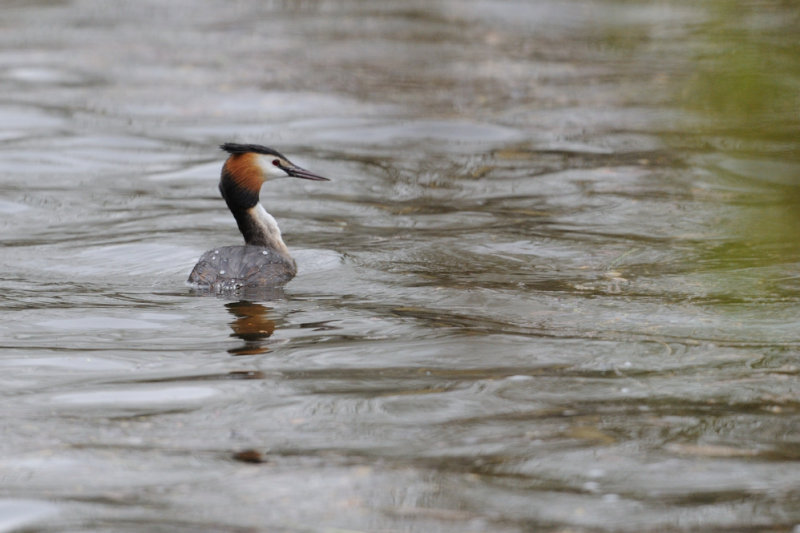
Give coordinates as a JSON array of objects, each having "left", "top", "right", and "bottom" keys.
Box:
[{"left": 246, "top": 203, "right": 290, "bottom": 257}]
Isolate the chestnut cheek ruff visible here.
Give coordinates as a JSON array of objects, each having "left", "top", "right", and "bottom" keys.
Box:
[{"left": 223, "top": 153, "right": 263, "bottom": 196}]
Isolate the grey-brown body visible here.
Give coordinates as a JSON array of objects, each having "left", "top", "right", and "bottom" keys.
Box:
[{"left": 188, "top": 245, "right": 296, "bottom": 290}]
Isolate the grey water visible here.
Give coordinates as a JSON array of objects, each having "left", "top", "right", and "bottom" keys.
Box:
[{"left": 1, "top": 1, "right": 799, "bottom": 531}]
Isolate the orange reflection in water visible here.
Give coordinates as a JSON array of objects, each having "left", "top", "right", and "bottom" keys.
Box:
[{"left": 225, "top": 301, "right": 275, "bottom": 356}]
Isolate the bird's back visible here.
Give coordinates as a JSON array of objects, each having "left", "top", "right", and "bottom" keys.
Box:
[{"left": 188, "top": 245, "right": 297, "bottom": 290}]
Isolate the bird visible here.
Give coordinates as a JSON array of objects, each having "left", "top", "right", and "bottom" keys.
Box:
[{"left": 188, "top": 143, "right": 329, "bottom": 290}]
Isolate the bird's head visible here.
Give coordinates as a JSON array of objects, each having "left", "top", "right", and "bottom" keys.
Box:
[{"left": 220, "top": 143, "right": 329, "bottom": 194}]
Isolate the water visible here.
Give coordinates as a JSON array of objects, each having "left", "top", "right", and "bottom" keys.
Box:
[{"left": 1, "top": 1, "right": 799, "bottom": 531}]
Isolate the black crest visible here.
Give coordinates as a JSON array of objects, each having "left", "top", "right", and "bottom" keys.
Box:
[{"left": 220, "top": 143, "right": 287, "bottom": 159}]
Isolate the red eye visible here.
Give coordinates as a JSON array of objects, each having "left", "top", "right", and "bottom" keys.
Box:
[{"left": 272, "top": 159, "right": 280, "bottom": 166}]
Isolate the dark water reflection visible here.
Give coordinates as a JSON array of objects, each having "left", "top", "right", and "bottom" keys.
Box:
[
  {"left": 1, "top": 0, "right": 799, "bottom": 532},
  {"left": 226, "top": 301, "right": 276, "bottom": 356}
]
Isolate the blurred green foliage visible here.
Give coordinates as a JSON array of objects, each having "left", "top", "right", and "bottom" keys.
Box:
[
  {"left": 674, "top": 1, "right": 800, "bottom": 273},
  {"left": 683, "top": 1, "right": 800, "bottom": 152}
]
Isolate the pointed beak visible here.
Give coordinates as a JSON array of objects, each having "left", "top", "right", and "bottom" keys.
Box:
[{"left": 283, "top": 163, "right": 330, "bottom": 181}]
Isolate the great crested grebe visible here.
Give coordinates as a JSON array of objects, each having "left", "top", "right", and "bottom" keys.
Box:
[{"left": 188, "top": 143, "right": 329, "bottom": 290}]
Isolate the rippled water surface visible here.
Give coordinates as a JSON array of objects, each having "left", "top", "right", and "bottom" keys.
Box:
[{"left": 2, "top": 1, "right": 799, "bottom": 531}]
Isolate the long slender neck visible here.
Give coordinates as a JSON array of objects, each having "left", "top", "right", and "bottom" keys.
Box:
[
  {"left": 238, "top": 203, "right": 291, "bottom": 256},
  {"left": 218, "top": 172, "right": 292, "bottom": 259}
]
